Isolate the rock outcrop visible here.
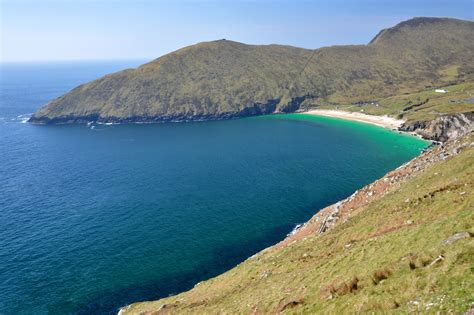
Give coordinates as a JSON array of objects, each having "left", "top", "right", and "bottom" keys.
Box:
[{"left": 400, "top": 112, "right": 474, "bottom": 142}]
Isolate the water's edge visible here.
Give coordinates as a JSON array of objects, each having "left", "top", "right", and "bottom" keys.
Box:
[{"left": 119, "top": 113, "right": 430, "bottom": 314}]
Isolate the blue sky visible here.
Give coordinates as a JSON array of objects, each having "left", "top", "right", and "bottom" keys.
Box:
[{"left": 1, "top": 0, "right": 472, "bottom": 62}]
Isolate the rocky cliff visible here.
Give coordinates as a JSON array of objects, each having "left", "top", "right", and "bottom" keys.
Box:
[{"left": 400, "top": 111, "right": 474, "bottom": 142}]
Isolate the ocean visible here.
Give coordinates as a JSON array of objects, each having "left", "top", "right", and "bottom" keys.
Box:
[{"left": 0, "top": 61, "right": 428, "bottom": 314}]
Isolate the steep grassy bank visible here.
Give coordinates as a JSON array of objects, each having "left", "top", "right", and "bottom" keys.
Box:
[{"left": 122, "top": 134, "right": 473, "bottom": 314}]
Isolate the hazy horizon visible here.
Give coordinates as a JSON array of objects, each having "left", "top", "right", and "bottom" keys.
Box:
[{"left": 1, "top": 0, "right": 472, "bottom": 62}]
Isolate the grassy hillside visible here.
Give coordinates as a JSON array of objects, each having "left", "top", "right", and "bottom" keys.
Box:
[
  {"left": 30, "top": 17, "right": 474, "bottom": 123},
  {"left": 122, "top": 134, "right": 473, "bottom": 314},
  {"left": 308, "top": 81, "right": 474, "bottom": 123}
]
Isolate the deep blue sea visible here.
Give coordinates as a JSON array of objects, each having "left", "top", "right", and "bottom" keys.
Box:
[{"left": 0, "top": 61, "right": 427, "bottom": 314}]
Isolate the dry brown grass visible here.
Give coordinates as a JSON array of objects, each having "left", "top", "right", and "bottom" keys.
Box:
[
  {"left": 327, "top": 276, "right": 360, "bottom": 297},
  {"left": 372, "top": 268, "right": 392, "bottom": 285}
]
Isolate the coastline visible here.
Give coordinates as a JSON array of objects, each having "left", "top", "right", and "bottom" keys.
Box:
[
  {"left": 303, "top": 109, "right": 404, "bottom": 130},
  {"left": 121, "top": 129, "right": 473, "bottom": 314},
  {"left": 270, "top": 142, "right": 429, "bottom": 250},
  {"left": 121, "top": 132, "right": 474, "bottom": 314},
  {"left": 261, "top": 111, "right": 431, "bottom": 249},
  {"left": 119, "top": 112, "right": 431, "bottom": 314}
]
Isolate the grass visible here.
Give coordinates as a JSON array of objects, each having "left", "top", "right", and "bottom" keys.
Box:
[
  {"left": 371, "top": 268, "right": 392, "bottom": 285},
  {"left": 123, "top": 135, "right": 473, "bottom": 314},
  {"left": 307, "top": 81, "right": 474, "bottom": 123}
]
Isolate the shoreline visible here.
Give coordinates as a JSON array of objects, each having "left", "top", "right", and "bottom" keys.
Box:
[
  {"left": 303, "top": 109, "right": 405, "bottom": 130},
  {"left": 120, "top": 130, "right": 473, "bottom": 314},
  {"left": 28, "top": 109, "right": 404, "bottom": 129},
  {"left": 119, "top": 110, "right": 433, "bottom": 314},
  {"left": 266, "top": 110, "right": 432, "bottom": 248},
  {"left": 269, "top": 145, "right": 429, "bottom": 250},
  {"left": 119, "top": 112, "right": 433, "bottom": 314}
]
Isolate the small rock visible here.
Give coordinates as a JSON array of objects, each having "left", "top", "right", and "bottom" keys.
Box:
[
  {"left": 428, "top": 255, "right": 445, "bottom": 267},
  {"left": 157, "top": 304, "right": 167, "bottom": 311},
  {"left": 406, "top": 220, "right": 414, "bottom": 225},
  {"left": 405, "top": 198, "right": 410, "bottom": 203},
  {"left": 442, "top": 231, "right": 471, "bottom": 245},
  {"left": 260, "top": 270, "right": 271, "bottom": 279}
]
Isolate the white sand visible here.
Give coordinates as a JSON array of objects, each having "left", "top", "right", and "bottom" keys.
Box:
[{"left": 304, "top": 109, "right": 404, "bottom": 129}]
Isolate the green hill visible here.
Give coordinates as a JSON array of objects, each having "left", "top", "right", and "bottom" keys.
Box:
[{"left": 29, "top": 17, "right": 474, "bottom": 124}]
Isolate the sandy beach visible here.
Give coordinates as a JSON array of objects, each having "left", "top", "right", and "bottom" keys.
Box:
[{"left": 305, "top": 109, "right": 404, "bottom": 129}]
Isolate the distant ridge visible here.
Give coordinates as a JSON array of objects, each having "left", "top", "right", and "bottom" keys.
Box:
[{"left": 30, "top": 17, "right": 474, "bottom": 124}]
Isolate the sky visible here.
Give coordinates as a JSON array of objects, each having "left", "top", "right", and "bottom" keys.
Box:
[{"left": 1, "top": 0, "right": 473, "bottom": 62}]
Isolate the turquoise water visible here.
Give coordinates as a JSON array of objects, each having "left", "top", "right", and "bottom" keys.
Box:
[{"left": 0, "top": 62, "right": 428, "bottom": 314}]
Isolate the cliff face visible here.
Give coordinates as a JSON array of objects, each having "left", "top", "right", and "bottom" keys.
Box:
[
  {"left": 400, "top": 112, "right": 474, "bottom": 142},
  {"left": 29, "top": 17, "right": 474, "bottom": 124}
]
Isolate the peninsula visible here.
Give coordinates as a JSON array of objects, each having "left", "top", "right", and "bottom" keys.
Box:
[{"left": 30, "top": 17, "right": 473, "bottom": 137}]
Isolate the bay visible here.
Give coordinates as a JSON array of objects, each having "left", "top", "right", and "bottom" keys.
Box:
[{"left": 0, "top": 62, "right": 427, "bottom": 314}]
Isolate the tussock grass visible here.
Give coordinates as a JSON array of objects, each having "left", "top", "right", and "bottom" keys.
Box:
[
  {"left": 327, "top": 276, "right": 360, "bottom": 298},
  {"left": 371, "top": 268, "right": 392, "bottom": 285}
]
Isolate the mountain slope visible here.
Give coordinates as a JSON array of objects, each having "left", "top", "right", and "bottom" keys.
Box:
[
  {"left": 121, "top": 133, "right": 473, "bottom": 314},
  {"left": 29, "top": 17, "right": 474, "bottom": 124}
]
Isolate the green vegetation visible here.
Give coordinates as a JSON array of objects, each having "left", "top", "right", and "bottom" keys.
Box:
[
  {"left": 308, "top": 81, "right": 474, "bottom": 123},
  {"left": 30, "top": 17, "right": 474, "bottom": 123},
  {"left": 123, "top": 135, "right": 473, "bottom": 314}
]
